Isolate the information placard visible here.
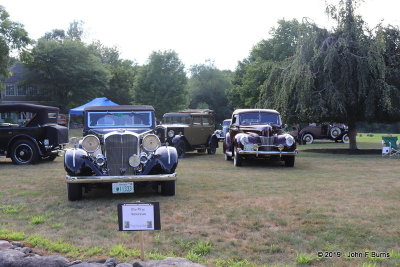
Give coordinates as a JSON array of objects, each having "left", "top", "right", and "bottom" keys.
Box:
[{"left": 117, "top": 202, "right": 161, "bottom": 231}]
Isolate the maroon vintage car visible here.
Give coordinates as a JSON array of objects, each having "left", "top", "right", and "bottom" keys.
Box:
[{"left": 223, "top": 109, "right": 297, "bottom": 167}]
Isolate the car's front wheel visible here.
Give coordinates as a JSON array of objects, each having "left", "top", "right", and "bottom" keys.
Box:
[
  {"left": 67, "top": 183, "right": 83, "bottom": 201},
  {"left": 284, "top": 156, "right": 295, "bottom": 167},
  {"left": 233, "top": 147, "right": 242, "bottom": 167},
  {"left": 176, "top": 140, "right": 185, "bottom": 158},
  {"left": 11, "top": 140, "right": 39, "bottom": 165},
  {"left": 161, "top": 180, "right": 175, "bottom": 196},
  {"left": 302, "top": 133, "right": 314, "bottom": 145}
]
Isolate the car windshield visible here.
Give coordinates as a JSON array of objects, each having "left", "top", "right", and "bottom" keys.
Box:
[
  {"left": 239, "top": 112, "right": 281, "bottom": 125},
  {"left": 88, "top": 111, "right": 152, "bottom": 128},
  {"left": 163, "top": 116, "right": 191, "bottom": 125}
]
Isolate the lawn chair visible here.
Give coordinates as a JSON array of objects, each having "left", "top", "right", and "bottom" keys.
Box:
[{"left": 382, "top": 136, "right": 400, "bottom": 158}]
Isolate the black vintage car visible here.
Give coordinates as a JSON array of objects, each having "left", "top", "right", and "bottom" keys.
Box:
[
  {"left": 0, "top": 104, "right": 68, "bottom": 164},
  {"left": 64, "top": 105, "right": 178, "bottom": 201},
  {"left": 223, "top": 109, "right": 297, "bottom": 167},
  {"left": 156, "top": 109, "right": 219, "bottom": 157}
]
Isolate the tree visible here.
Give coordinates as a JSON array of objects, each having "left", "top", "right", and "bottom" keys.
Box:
[
  {"left": 188, "top": 62, "right": 233, "bottom": 123},
  {"left": 89, "top": 41, "right": 137, "bottom": 104},
  {"left": 0, "top": 6, "right": 30, "bottom": 87},
  {"left": 229, "top": 19, "right": 304, "bottom": 109},
  {"left": 25, "top": 32, "right": 110, "bottom": 111},
  {"left": 132, "top": 50, "right": 187, "bottom": 118},
  {"left": 259, "top": 0, "right": 400, "bottom": 150}
]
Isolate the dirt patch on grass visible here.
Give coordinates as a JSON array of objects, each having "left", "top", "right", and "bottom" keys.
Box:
[{"left": 302, "top": 148, "right": 381, "bottom": 154}]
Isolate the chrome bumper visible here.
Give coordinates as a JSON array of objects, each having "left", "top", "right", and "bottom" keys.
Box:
[
  {"left": 66, "top": 173, "right": 177, "bottom": 183},
  {"left": 238, "top": 150, "right": 297, "bottom": 156}
]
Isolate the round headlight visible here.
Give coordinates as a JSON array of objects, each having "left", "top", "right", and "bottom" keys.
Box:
[
  {"left": 82, "top": 135, "right": 100, "bottom": 153},
  {"left": 240, "top": 135, "right": 249, "bottom": 145},
  {"left": 285, "top": 135, "right": 295, "bottom": 147},
  {"left": 142, "top": 134, "right": 161, "bottom": 152},
  {"left": 129, "top": 154, "right": 140, "bottom": 167},
  {"left": 168, "top": 129, "right": 175, "bottom": 138}
]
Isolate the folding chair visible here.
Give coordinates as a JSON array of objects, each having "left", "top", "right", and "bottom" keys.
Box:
[{"left": 382, "top": 136, "right": 400, "bottom": 158}]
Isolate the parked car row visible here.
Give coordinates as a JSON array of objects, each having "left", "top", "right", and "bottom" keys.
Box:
[{"left": 1, "top": 103, "right": 347, "bottom": 201}]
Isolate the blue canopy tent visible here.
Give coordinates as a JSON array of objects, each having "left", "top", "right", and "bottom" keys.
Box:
[
  {"left": 68, "top": 97, "right": 118, "bottom": 128},
  {"left": 69, "top": 97, "right": 118, "bottom": 115}
]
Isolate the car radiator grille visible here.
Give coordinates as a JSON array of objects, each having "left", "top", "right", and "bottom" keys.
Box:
[
  {"left": 259, "top": 136, "right": 275, "bottom": 151},
  {"left": 105, "top": 134, "right": 138, "bottom": 176}
]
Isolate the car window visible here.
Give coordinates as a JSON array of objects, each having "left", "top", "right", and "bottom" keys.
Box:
[
  {"left": 202, "top": 117, "right": 209, "bottom": 125},
  {"left": 192, "top": 116, "right": 202, "bottom": 125},
  {"left": 163, "top": 116, "right": 191, "bottom": 124},
  {"left": 0, "top": 111, "right": 33, "bottom": 126}
]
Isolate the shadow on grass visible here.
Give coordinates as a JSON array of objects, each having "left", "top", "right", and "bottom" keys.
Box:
[{"left": 302, "top": 148, "right": 381, "bottom": 155}]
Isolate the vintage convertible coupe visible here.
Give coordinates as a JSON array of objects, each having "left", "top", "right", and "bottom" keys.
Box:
[
  {"left": 223, "top": 109, "right": 297, "bottom": 167},
  {"left": 64, "top": 105, "right": 178, "bottom": 201}
]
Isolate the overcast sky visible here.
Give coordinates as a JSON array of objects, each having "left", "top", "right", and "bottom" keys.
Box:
[{"left": 2, "top": 0, "right": 399, "bottom": 71}]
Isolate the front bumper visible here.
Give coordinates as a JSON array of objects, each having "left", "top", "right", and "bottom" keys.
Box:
[
  {"left": 238, "top": 150, "right": 297, "bottom": 156},
  {"left": 66, "top": 173, "right": 177, "bottom": 183}
]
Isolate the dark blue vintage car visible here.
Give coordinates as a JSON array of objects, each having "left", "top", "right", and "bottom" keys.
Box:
[{"left": 64, "top": 105, "right": 178, "bottom": 201}]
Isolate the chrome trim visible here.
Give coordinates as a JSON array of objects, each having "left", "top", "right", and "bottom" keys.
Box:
[
  {"left": 238, "top": 150, "right": 297, "bottom": 156},
  {"left": 66, "top": 173, "right": 177, "bottom": 183}
]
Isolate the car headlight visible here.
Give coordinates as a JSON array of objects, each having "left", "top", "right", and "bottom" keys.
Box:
[
  {"left": 82, "top": 135, "right": 100, "bottom": 153},
  {"left": 285, "top": 134, "right": 295, "bottom": 147},
  {"left": 240, "top": 135, "right": 249, "bottom": 145},
  {"left": 142, "top": 134, "right": 161, "bottom": 152},
  {"left": 129, "top": 154, "right": 140, "bottom": 167},
  {"left": 168, "top": 129, "right": 175, "bottom": 138}
]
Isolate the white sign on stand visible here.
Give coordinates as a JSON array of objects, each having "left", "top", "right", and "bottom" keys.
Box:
[{"left": 118, "top": 202, "right": 161, "bottom": 231}]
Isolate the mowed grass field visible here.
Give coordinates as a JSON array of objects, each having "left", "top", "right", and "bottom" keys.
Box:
[{"left": 0, "top": 133, "right": 400, "bottom": 266}]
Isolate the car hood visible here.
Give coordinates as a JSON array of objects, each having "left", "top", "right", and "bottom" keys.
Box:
[{"left": 239, "top": 124, "right": 283, "bottom": 136}]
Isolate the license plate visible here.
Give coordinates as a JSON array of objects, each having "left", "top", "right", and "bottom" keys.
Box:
[{"left": 112, "top": 182, "right": 134, "bottom": 194}]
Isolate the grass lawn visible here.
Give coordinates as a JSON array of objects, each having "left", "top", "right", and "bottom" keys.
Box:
[{"left": 0, "top": 133, "right": 399, "bottom": 266}]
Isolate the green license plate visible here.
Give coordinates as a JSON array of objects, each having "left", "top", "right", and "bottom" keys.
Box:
[{"left": 112, "top": 182, "right": 134, "bottom": 194}]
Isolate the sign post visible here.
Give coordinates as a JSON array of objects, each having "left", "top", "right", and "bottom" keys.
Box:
[{"left": 118, "top": 202, "right": 161, "bottom": 261}]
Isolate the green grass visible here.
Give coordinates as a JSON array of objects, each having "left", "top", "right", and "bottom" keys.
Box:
[{"left": 0, "top": 130, "right": 400, "bottom": 266}]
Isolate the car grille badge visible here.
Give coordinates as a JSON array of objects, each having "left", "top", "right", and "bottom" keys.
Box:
[{"left": 120, "top": 168, "right": 127, "bottom": 175}]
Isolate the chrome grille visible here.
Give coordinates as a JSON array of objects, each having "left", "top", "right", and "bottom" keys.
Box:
[
  {"left": 259, "top": 136, "right": 275, "bottom": 151},
  {"left": 105, "top": 134, "right": 138, "bottom": 176}
]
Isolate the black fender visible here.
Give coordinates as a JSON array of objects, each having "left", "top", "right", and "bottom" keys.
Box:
[
  {"left": 171, "top": 135, "right": 190, "bottom": 148},
  {"left": 64, "top": 148, "right": 102, "bottom": 176},
  {"left": 142, "top": 146, "right": 178, "bottom": 174},
  {"left": 7, "top": 134, "right": 44, "bottom": 157},
  {"left": 208, "top": 134, "right": 219, "bottom": 148}
]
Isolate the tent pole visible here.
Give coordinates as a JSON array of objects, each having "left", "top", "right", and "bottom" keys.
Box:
[{"left": 68, "top": 114, "right": 71, "bottom": 130}]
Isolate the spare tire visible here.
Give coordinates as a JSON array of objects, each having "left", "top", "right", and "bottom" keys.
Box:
[{"left": 330, "top": 127, "right": 342, "bottom": 139}]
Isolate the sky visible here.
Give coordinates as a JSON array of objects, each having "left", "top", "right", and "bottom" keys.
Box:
[{"left": 1, "top": 0, "right": 400, "bottom": 71}]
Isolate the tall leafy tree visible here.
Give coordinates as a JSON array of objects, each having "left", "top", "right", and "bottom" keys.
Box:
[
  {"left": 24, "top": 23, "right": 110, "bottom": 111},
  {"left": 259, "top": 0, "right": 400, "bottom": 149},
  {"left": 132, "top": 50, "right": 187, "bottom": 118},
  {"left": 0, "top": 6, "right": 30, "bottom": 87},
  {"left": 89, "top": 41, "right": 137, "bottom": 105},
  {"left": 188, "top": 62, "right": 233, "bottom": 123},
  {"left": 229, "top": 19, "right": 304, "bottom": 109}
]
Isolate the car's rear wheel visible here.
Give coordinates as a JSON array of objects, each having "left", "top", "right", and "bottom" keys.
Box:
[
  {"left": 11, "top": 140, "right": 39, "bottom": 165},
  {"left": 176, "top": 140, "right": 185, "bottom": 158},
  {"left": 233, "top": 147, "right": 242, "bottom": 167},
  {"left": 284, "top": 156, "right": 295, "bottom": 167},
  {"left": 342, "top": 133, "right": 349, "bottom": 143},
  {"left": 302, "top": 133, "right": 314, "bottom": 145},
  {"left": 161, "top": 180, "right": 175, "bottom": 196},
  {"left": 67, "top": 183, "right": 83, "bottom": 201}
]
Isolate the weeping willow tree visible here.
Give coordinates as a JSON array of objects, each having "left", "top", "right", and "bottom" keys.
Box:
[{"left": 259, "top": 0, "right": 400, "bottom": 150}]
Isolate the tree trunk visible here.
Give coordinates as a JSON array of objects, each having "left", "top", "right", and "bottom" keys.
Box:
[{"left": 348, "top": 121, "right": 358, "bottom": 150}]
